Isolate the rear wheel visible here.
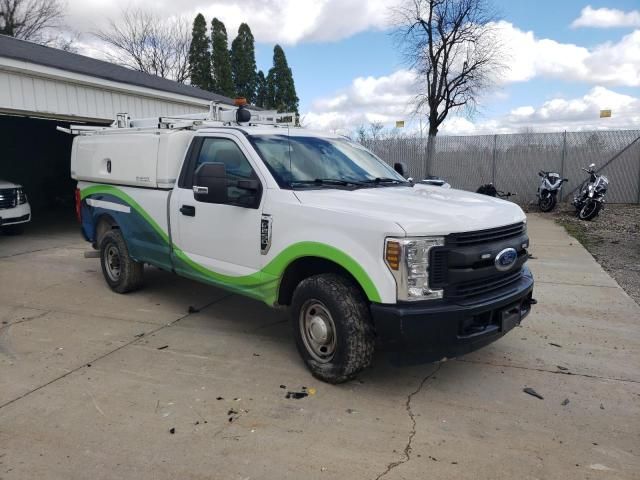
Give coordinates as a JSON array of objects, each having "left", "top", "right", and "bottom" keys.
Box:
[
  {"left": 100, "top": 229, "right": 144, "bottom": 293},
  {"left": 291, "top": 273, "right": 375, "bottom": 384},
  {"left": 538, "top": 194, "right": 557, "bottom": 212},
  {"left": 578, "top": 201, "right": 601, "bottom": 221}
]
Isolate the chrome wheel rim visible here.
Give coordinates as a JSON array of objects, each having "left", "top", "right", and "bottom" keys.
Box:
[
  {"left": 104, "top": 244, "right": 121, "bottom": 282},
  {"left": 299, "top": 300, "right": 337, "bottom": 363}
]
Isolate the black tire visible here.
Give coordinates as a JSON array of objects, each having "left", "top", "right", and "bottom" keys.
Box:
[
  {"left": 99, "top": 229, "right": 144, "bottom": 293},
  {"left": 578, "top": 201, "right": 601, "bottom": 221},
  {"left": 291, "top": 273, "right": 375, "bottom": 384},
  {"left": 538, "top": 194, "right": 557, "bottom": 212}
]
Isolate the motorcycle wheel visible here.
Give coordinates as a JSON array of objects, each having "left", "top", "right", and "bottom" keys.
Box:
[
  {"left": 578, "top": 201, "right": 601, "bottom": 221},
  {"left": 538, "top": 195, "right": 557, "bottom": 212}
]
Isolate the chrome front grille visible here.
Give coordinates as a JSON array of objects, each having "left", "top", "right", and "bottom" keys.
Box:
[{"left": 0, "top": 188, "right": 17, "bottom": 209}]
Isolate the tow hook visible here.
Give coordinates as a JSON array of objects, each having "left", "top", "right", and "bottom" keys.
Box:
[{"left": 526, "top": 298, "right": 538, "bottom": 306}]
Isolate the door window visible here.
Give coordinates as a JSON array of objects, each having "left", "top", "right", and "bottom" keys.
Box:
[{"left": 193, "top": 137, "right": 260, "bottom": 204}]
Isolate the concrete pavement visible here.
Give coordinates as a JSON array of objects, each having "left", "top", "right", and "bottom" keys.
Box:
[{"left": 0, "top": 214, "right": 638, "bottom": 479}]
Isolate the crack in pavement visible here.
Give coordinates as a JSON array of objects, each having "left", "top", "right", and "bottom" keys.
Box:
[
  {"left": 0, "top": 310, "right": 50, "bottom": 332},
  {"left": 0, "top": 294, "right": 233, "bottom": 411},
  {"left": 373, "top": 363, "right": 442, "bottom": 480},
  {"left": 0, "top": 243, "right": 82, "bottom": 259},
  {"left": 456, "top": 358, "right": 639, "bottom": 384}
]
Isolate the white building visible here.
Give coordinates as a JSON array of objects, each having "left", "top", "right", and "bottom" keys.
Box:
[{"left": 0, "top": 34, "right": 234, "bottom": 213}]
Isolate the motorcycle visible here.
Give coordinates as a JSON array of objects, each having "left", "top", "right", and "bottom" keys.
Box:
[
  {"left": 573, "top": 163, "right": 609, "bottom": 221},
  {"left": 536, "top": 171, "right": 568, "bottom": 212},
  {"left": 476, "top": 183, "right": 516, "bottom": 199}
]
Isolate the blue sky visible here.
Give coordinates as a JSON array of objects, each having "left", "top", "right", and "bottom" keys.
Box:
[
  {"left": 68, "top": 0, "right": 640, "bottom": 134},
  {"left": 250, "top": 0, "right": 640, "bottom": 134}
]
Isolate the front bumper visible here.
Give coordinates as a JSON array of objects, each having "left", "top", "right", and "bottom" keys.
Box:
[
  {"left": 370, "top": 267, "right": 534, "bottom": 357},
  {"left": 0, "top": 203, "right": 31, "bottom": 226}
]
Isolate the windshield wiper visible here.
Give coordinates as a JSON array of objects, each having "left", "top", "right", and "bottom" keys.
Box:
[
  {"left": 362, "top": 177, "right": 408, "bottom": 185},
  {"left": 289, "top": 178, "right": 366, "bottom": 189}
]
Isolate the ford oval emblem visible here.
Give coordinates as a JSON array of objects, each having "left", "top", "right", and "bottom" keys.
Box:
[{"left": 495, "top": 248, "right": 518, "bottom": 271}]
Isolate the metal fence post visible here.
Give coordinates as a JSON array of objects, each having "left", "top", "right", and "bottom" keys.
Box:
[
  {"left": 491, "top": 134, "right": 497, "bottom": 184},
  {"left": 560, "top": 130, "right": 567, "bottom": 179},
  {"left": 637, "top": 145, "right": 640, "bottom": 204}
]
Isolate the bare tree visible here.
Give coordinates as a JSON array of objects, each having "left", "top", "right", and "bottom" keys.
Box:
[
  {"left": 394, "top": 0, "right": 504, "bottom": 176},
  {"left": 355, "top": 124, "right": 368, "bottom": 144},
  {"left": 0, "top": 0, "right": 65, "bottom": 44},
  {"left": 96, "top": 9, "right": 191, "bottom": 83},
  {"left": 369, "top": 121, "right": 385, "bottom": 141}
]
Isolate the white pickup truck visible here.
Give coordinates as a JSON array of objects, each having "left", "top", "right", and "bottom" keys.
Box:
[
  {"left": 67, "top": 105, "right": 534, "bottom": 383},
  {"left": 0, "top": 179, "right": 31, "bottom": 234}
]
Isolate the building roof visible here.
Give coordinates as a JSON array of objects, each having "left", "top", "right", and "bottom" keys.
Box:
[{"left": 0, "top": 34, "right": 234, "bottom": 104}]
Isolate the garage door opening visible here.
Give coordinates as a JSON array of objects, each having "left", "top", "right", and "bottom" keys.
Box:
[{"left": 0, "top": 114, "right": 107, "bottom": 232}]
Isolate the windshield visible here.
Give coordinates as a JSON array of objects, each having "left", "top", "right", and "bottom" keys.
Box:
[{"left": 250, "top": 134, "right": 408, "bottom": 189}]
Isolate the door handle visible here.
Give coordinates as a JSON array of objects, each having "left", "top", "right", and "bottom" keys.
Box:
[{"left": 180, "top": 205, "right": 195, "bottom": 216}]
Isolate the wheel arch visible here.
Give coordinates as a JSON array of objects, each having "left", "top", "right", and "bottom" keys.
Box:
[
  {"left": 277, "top": 256, "right": 374, "bottom": 306},
  {"left": 93, "top": 213, "right": 119, "bottom": 247}
]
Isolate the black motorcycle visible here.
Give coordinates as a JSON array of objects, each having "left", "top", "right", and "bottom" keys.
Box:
[
  {"left": 573, "top": 163, "right": 609, "bottom": 221},
  {"left": 476, "top": 183, "right": 516, "bottom": 199},
  {"left": 536, "top": 171, "right": 568, "bottom": 212}
]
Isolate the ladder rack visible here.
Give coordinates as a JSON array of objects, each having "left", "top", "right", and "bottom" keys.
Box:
[{"left": 57, "top": 102, "right": 298, "bottom": 136}]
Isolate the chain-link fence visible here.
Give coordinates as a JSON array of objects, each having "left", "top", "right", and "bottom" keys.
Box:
[{"left": 363, "top": 130, "right": 640, "bottom": 205}]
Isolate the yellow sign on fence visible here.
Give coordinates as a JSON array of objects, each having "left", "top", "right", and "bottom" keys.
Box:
[
  {"left": 395, "top": 120, "right": 405, "bottom": 128},
  {"left": 600, "top": 109, "right": 612, "bottom": 118}
]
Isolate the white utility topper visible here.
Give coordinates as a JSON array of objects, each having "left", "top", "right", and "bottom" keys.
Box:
[{"left": 64, "top": 101, "right": 535, "bottom": 383}]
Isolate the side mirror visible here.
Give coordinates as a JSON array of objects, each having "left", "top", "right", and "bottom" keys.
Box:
[
  {"left": 193, "top": 162, "right": 228, "bottom": 204},
  {"left": 393, "top": 162, "right": 407, "bottom": 177},
  {"left": 563, "top": 178, "right": 569, "bottom": 183}
]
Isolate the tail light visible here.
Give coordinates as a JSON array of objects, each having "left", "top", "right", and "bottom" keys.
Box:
[{"left": 75, "top": 188, "right": 82, "bottom": 222}]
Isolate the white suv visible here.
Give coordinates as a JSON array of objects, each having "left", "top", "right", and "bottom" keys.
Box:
[{"left": 0, "top": 180, "right": 31, "bottom": 234}]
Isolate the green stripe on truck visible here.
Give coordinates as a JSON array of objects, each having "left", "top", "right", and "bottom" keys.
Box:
[{"left": 82, "top": 185, "right": 382, "bottom": 304}]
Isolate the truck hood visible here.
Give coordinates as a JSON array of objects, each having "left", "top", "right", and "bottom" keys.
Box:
[
  {"left": 0, "top": 179, "right": 19, "bottom": 188},
  {"left": 294, "top": 185, "right": 526, "bottom": 236}
]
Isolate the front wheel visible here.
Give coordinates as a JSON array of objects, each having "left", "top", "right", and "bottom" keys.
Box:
[
  {"left": 578, "top": 201, "right": 601, "bottom": 221},
  {"left": 538, "top": 194, "right": 557, "bottom": 212},
  {"left": 100, "top": 229, "right": 144, "bottom": 293},
  {"left": 291, "top": 274, "right": 375, "bottom": 384}
]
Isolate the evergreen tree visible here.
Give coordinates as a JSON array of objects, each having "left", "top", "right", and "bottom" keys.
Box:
[
  {"left": 188, "top": 14, "right": 212, "bottom": 90},
  {"left": 210, "top": 18, "right": 234, "bottom": 97},
  {"left": 230, "top": 23, "right": 258, "bottom": 103},
  {"left": 266, "top": 45, "right": 299, "bottom": 113},
  {"left": 255, "top": 70, "right": 268, "bottom": 108}
]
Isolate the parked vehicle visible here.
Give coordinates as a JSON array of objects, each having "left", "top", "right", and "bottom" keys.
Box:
[
  {"left": 0, "top": 179, "right": 31, "bottom": 234},
  {"left": 536, "top": 171, "right": 568, "bottom": 212},
  {"left": 63, "top": 104, "right": 535, "bottom": 383},
  {"left": 573, "top": 163, "right": 608, "bottom": 221},
  {"left": 476, "top": 183, "right": 516, "bottom": 199}
]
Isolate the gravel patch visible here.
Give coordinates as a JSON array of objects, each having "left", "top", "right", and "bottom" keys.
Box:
[{"left": 547, "top": 203, "right": 640, "bottom": 305}]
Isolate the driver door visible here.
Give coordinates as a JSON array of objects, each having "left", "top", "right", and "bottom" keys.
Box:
[{"left": 171, "top": 133, "right": 265, "bottom": 281}]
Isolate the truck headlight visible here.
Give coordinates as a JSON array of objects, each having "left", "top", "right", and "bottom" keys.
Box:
[
  {"left": 16, "top": 188, "right": 27, "bottom": 205},
  {"left": 385, "top": 237, "right": 444, "bottom": 301}
]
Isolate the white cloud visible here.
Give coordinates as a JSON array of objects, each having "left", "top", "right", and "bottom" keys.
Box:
[
  {"left": 441, "top": 87, "right": 640, "bottom": 135},
  {"left": 65, "top": 0, "right": 395, "bottom": 45},
  {"left": 571, "top": 6, "right": 640, "bottom": 29},
  {"left": 494, "top": 21, "right": 640, "bottom": 87},
  {"left": 303, "top": 69, "right": 418, "bottom": 132},
  {"left": 304, "top": 72, "right": 640, "bottom": 135}
]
